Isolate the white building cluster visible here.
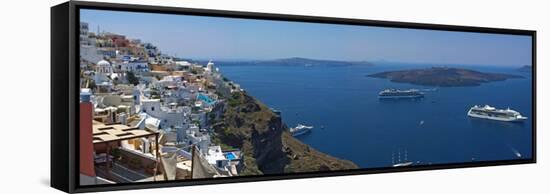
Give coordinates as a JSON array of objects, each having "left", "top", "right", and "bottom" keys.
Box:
[{"left": 79, "top": 22, "right": 243, "bottom": 183}]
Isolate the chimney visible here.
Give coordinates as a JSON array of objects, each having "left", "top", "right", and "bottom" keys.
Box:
[
  {"left": 119, "top": 112, "right": 128, "bottom": 125},
  {"left": 79, "top": 89, "right": 96, "bottom": 177}
]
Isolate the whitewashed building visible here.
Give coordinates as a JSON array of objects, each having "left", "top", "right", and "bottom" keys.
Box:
[
  {"left": 141, "top": 99, "right": 191, "bottom": 129},
  {"left": 114, "top": 61, "right": 149, "bottom": 73},
  {"left": 179, "top": 125, "right": 210, "bottom": 152},
  {"left": 80, "top": 45, "right": 104, "bottom": 64}
]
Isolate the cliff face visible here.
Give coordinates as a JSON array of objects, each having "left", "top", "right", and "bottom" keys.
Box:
[{"left": 211, "top": 92, "right": 357, "bottom": 175}]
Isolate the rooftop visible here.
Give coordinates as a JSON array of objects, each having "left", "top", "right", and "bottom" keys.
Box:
[{"left": 92, "top": 121, "right": 158, "bottom": 144}]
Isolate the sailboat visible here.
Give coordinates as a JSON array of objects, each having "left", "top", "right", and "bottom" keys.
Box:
[{"left": 392, "top": 149, "right": 413, "bottom": 167}]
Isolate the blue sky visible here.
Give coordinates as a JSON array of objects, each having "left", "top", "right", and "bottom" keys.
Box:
[{"left": 81, "top": 9, "right": 532, "bottom": 67}]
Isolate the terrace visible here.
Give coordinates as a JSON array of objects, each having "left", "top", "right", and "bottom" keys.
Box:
[{"left": 92, "top": 121, "right": 161, "bottom": 183}]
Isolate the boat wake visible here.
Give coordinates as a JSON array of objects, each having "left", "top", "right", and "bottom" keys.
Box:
[
  {"left": 420, "top": 88, "right": 438, "bottom": 92},
  {"left": 508, "top": 145, "right": 522, "bottom": 158}
]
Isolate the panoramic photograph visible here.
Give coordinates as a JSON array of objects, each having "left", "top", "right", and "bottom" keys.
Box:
[{"left": 78, "top": 9, "right": 533, "bottom": 185}]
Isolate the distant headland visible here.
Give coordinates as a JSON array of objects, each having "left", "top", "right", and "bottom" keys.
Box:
[
  {"left": 367, "top": 67, "right": 523, "bottom": 87},
  {"left": 219, "top": 57, "right": 375, "bottom": 66},
  {"left": 516, "top": 65, "right": 532, "bottom": 72}
]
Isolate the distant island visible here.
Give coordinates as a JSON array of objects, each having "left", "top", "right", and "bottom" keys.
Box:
[
  {"left": 517, "top": 65, "right": 532, "bottom": 72},
  {"left": 367, "top": 67, "right": 523, "bottom": 87},
  {"left": 218, "top": 57, "right": 374, "bottom": 66}
]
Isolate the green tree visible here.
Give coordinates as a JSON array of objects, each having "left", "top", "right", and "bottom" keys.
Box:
[
  {"left": 89, "top": 79, "right": 97, "bottom": 90},
  {"left": 126, "top": 71, "right": 139, "bottom": 85}
]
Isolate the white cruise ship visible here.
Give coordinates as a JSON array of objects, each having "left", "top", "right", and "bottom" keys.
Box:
[
  {"left": 378, "top": 88, "right": 424, "bottom": 99},
  {"left": 467, "top": 105, "right": 527, "bottom": 122},
  {"left": 290, "top": 124, "right": 313, "bottom": 137}
]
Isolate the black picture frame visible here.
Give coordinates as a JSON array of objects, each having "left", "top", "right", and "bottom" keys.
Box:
[{"left": 51, "top": 1, "right": 536, "bottom": 193}]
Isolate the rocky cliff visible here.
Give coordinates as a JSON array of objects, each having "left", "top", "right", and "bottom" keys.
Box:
[{"left": 210, "top": 91, "right": 358, "bottom": 175}]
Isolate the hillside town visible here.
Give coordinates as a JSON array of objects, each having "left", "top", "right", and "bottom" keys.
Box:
[{"left": 78, "top": 22, "right": 245, "bottom": 185}]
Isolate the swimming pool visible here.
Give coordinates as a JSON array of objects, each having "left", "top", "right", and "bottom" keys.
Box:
[
  {"left": 197, "top": 93, "right": 216, "bottom": 105},
  {"left": 224, "top": 152, "right": 237, "bottom": 160}
]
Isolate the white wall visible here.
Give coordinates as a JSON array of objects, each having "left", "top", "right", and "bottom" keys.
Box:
[{"left": 0, "top": 0, "right": 547, "bottom": 193}]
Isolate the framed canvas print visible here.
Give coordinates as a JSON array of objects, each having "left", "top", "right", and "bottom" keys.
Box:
[{"left": 51, "top": 1, "right": 536, "bottom": 193}]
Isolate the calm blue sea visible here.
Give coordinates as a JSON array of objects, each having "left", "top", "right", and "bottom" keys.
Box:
[{"left": 217, "top": 62, "right": 533, "bottom": 168}]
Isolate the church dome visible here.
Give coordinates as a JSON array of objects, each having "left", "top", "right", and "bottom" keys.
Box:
[{"left": 97, "top": 60, "right": 111, "bottom": 66}]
